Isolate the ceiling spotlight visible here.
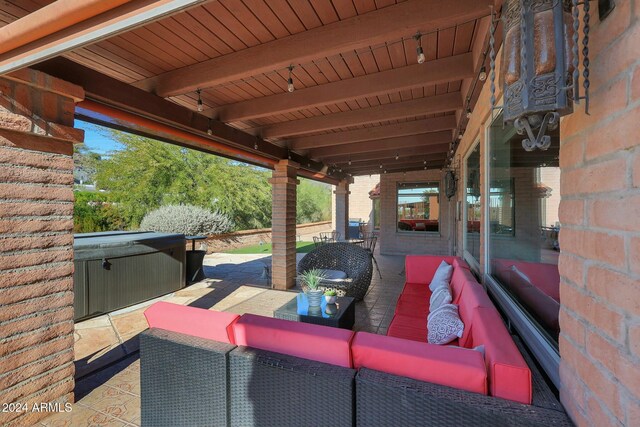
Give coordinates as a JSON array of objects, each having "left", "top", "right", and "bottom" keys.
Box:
[
  {"left": 254, "top": 142, "right": 258, "bottom": 150},
  {"left": 348, "top": 159, "right": 352, "bottom": 166},
  {"left": 207, "top": 119, "right": 212, "bottom": 135},
  {"left": 196, "top": 89, "right": 203, "bottom": 112},
  {"left": 414, "top": 32, "right": 426, "bottom": 64},
  {"left": 423, "top": 160, "right": 427, "bottom": 165},
  {"left": 379, "top": 164, "right": 383, "bottom": 169},
  {"left": 395, "top": 153, "right": 399, "bottom": 160},
  {"left": 479, "top": 66, "right": 487, "bottom": 82},
  {"left": 384, "top": 169, "right": 387, "bottom": 174},
  {"left": 466, "top": 107, "right": 472, "bottom": 119},
  {"left": 457, "top": 133, "right": 463, "bottom": 140},
  {"left": 287, "top": 65, "right": 295, "bottom": 93}
]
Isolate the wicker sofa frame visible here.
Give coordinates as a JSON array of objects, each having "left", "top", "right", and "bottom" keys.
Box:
[
  {"left": 297, "top": 242, "right": 373, "bottom": 300},
  {"left": 140, "top": 328, "right": 572, "bottom": 427}
]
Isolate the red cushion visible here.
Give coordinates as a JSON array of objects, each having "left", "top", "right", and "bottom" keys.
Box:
[
  {"left": 387, "top": 313, "right": 449, "bottom": 344},
  {"left": 232, "top": 314, "right": 354, "bottom": 368},
  {"left": 352, "top": 332, "right": 487, "bottom": 395},
  {"left": 453, "top": 258, "right": 471, "bottom": 271},
  {"left": 401, "top": 282, "right": 431, "bottom": 297},
  {"left": 456, "top": 282, "right": 494, "bottom": 347},
  {"left": 467, "top": 307, "right": 532, "bottom": 404},
  {"left": 144, "top": 302, "right": 239, "bottom": 344},
  {"left": 404, "top": 255, "right": 459, "bottom": 284},
  {"left": 450, "top": 267, "right": 476, "bottom": 303},
  {"left": 394, "top": 294, "right": 429, "bottom": 318}
]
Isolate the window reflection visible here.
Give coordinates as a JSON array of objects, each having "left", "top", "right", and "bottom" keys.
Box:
[
  {"left": 465, "top": 144, "right": 481, "bottom": 262},
  {"left": 397, "top": 182, "right": 439, "bottom": 232},
  {"left": 489, "top": 112, "right": 561, "bottom": 344}
]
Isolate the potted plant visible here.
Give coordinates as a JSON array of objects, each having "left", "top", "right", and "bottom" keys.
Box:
[
  {"left": 324, "top": 289, "right": 337, "bottom": 304},
  {"left": 299, "top": 268, "right": 325, "bottom": 307}
]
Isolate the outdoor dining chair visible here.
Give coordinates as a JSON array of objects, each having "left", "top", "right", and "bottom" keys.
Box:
[{"left": 360, "top": 232, "right": 381, "bottom": 279}]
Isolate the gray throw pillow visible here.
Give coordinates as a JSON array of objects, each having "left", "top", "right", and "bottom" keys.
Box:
[
  {"left": 429, "top": 260, "right": 453, "bottom": 292},
  {"left": 427, "top": 304, "right": 465, "bottom": 345}
]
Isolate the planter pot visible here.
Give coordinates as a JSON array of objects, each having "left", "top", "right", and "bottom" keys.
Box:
[
  {"left": 324, "top": 295, "right": 337, "bottom": 304},
  {"left": 186, "top": 250, "right": 206, "bottom": 284},
  {"left": 325, "top": 303, "right": 338, "bottom": 316},
  {"left": 306, "top": 290, "right": 323, "bottom": 307}
]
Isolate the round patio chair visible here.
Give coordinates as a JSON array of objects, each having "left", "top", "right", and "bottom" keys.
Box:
[{"left": 297, "top": 242, "right": 373, "bottom": 301}]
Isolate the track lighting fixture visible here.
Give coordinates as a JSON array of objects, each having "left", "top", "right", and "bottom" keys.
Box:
[
  {"left": 287, "top": 65, "right": 295, "bottom": 93},
  {"left": 414, "top": 32, "right": 426, "bottom": 64},
  {"left": 196, "top": 89, "right": 203, "bottom": 112}
]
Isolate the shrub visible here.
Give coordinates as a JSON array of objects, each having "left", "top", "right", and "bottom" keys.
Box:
[{"left": 140, "top": 204, "right": 233, "bottom": 236}]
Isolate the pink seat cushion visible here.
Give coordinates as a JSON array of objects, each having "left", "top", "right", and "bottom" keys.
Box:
[
  {"left": 232, "top": 314, "right": 354, "bottom": 368},
  {"left": 401, "top": 282, "right": 431, "bottom": 297},
  {"left": 456, "top": 282, "right": 494, "bottom": 347},
  {"left": 394, "top": 294, "right": 429, "bottom": 318},
  {"left": 450, "top": 267, "right": 477, "bottom": 303},
  {"left": 467, "top": 307, "right": 532, "bottom": 404},
  {"left": 144, "top": 302, "right": 240, "bottom": 344},
  {"left": 352, "top": 332, "right": 487, "bottom": 395}
]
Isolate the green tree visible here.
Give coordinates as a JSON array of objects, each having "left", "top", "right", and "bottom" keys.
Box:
[
  {"left": 297, "top": 179, "right": 331, "bottom": 223},
  {"left": 73, "top": 191, "right": 126, "bottom": 233}
]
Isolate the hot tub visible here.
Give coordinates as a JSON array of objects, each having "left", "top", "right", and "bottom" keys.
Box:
[{"left": 73, "top": 231, "right": 186, "bottom": 321}]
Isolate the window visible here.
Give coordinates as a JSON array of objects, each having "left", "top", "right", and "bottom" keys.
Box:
[
  {"left": 396, "top": 182, "right": 439, "bottom": 232},
  {"left": 464, "top": 144, "right": 481, "bottom": 262},
  {"left": 488, "top": 112, "right": 560, "bottom": 345}
]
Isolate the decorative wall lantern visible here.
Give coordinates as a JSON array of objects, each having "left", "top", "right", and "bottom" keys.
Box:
[{"left": 490, "top": 0, "right": 591, "bottom": 151}]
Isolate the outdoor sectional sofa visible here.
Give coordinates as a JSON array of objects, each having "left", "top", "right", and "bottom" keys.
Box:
[{"left": 139, "top": 255, "right": 571, "bottom": 427}]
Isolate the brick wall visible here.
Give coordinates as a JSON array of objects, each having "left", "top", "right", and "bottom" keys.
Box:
[
  {"left": 203, "top": 221, "right": 331, "bottom": 252},
  {"left": 0, "top": 70, "right": 83, "bottom": 426},
  {"left": 557, "top": 2, "right": 640, "bottom": 425},
  {"left": 348, "top": 175, "right": 379, "bottom": 233},
  {"left": 270, "top": 160, "right": 299, "bottom": 290},
  {"left": 379, "top": 169, "right": 453, "bottom": 256}
]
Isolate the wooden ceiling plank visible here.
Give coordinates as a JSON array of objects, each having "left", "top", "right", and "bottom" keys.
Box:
[
  {"left": 309, "top": 131, "right": 452, "bottom": 158},
  {"left": 204, "top": 1, "right": 262, "bottom": 47},
  {"left": 331, "top": 0, "right": 357, "bottom": 19},
  {"left": 67, "top": 48, "right": 146, "bottom": 81},
  {"left": 214, "top": 53, "right": 471, "bottom": 122},
  {"left": 352, "top": 0, "right": 376, "bottom": 14},
  {"left": 191, "top": 6, "right": 247, "bottom": 52},
  {"left": 287, "top": 0, "right": 324, "bottom": 29},
  {"left": 142, "top": 0, "right": 491, "bottom": 96},
  {"left": 260, "top": 91, "right": 462, "bottom": 139},
  {"left": 289, "top": 115, "right": 455, "bottom": 150},
  {"left": 175, "top": 11, "right": 231, "bottom": 55},
  {"left": 239, "top": 0, "right": 291, "bottom": 39},
  {"left": 264, "top": 0, "right": 306, "bottom": 34},
  {"left": 219, "top": 0, "right": 275, "bottom": 44},
  {"left": 310, "top": 0, "right": 340, "bottom": 25}
]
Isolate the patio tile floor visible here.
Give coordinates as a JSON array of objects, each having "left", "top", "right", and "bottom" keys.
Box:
[{"left": 42, "top": 250, "right": 406, "bottom": 426}]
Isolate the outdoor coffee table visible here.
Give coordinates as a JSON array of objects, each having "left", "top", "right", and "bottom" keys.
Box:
[{"left": 274, "top": 293, "right": 355, "bottom": 330}]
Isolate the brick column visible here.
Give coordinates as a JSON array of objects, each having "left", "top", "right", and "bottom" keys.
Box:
[
  {"left": 0, "top": 70, "right": 84, "bottom": 426},
  {"left": 556, "top": 4, "right": 640, "bottom": 426},
  {"left": 334, "top": 179, "right": 350, "bottom": 239},
  {"left": 270, "top": 160, "right": 299, "bottom": 290}
]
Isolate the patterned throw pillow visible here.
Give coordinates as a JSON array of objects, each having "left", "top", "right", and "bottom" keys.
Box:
[
  {"left": 429, "top": 260, "right": 453, "bottom": 292},
  {"left": 427, "top": 304, "right": 465, "bottom": 345},
  {"left": 429, "top": 285, "right": 452, "bottom": 311}
]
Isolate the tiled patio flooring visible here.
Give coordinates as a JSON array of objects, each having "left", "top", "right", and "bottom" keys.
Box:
[{"left": 41, "top": 250, "right": 405, "bottom": 426}]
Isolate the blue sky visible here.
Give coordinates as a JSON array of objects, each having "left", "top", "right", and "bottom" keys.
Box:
[{"left": 75, "top": 120, "right": 122, "bottom": 154}]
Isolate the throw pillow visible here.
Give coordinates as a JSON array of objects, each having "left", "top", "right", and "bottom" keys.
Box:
[
  {"left": 427, "top": 304, "right": 464, "bottom": 345},
  {"left": 429, "top": 260, "right": 453, "bottom": 292},
  {"left": 429, "top": 285, "right": 452, "bottom": 311}
]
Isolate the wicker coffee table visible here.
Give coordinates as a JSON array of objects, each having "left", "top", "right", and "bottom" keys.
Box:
[{"left": 274, "top": 293, "right": 355, "bottom": 329}]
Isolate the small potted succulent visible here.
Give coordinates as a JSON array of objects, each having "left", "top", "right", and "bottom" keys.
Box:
[
  {"left": 299, "top": 268, "right": 325, "bottom": 307},
  {"left": 324, "top": 289, "right": 337, "bottom": 304}
]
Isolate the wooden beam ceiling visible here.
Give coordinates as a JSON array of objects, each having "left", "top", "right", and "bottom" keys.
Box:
[
  {"left": 211, "top": 53, "right": 473, "bottom": 123},
  {"left": 0, "top": 0, "right": 209, "bottom": 75},
  {"left": 350, "top": 162, "right": 446, "bottom": 176},
  {"left": 260, "top": 93, "right": 462, "bottom": 139},
  {"left": 135, "top": 0, "right": 491, "bottom": 97},
  {"left": 309, "top": 131, "right": 452, "bottom": 159},
  {"left": 30, "top": 57, "right": 350, "bottom": 181},
  {"left": 325, "top": 145, "right": 450, "bottom": 165},
  {"left": 290, "top": 116, "right": 456, "bottom": 151},
  {"left": 345, "top": 158, "right": 447, "bottom": 174}
]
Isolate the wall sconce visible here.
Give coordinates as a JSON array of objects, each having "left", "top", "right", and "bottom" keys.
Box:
[{"left": 491, "top": 0, "right": 590, "bottom": 152}]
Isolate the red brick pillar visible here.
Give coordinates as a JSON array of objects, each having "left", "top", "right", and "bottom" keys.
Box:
[
  {"left": 0, "top": 69, "right": 84, "bottom": 426},
  {"left": 270, "top": 160, "right": 299, "bottom": 290},
  {"left": 557, "top": 3, "right": 640, "bottom": 426},
  {"left": 334, "top": 179, "right": 351, "bottom": 239}
]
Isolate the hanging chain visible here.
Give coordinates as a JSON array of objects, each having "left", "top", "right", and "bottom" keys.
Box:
[
  {"left": 571, "top": 0, "right": 580, "bottom": 102},
  {"left": 582, "top": 0, "right": 590, "bottom": 114},
  {"left": 490, "top": 6, "right": 497, "bottom": 118}
]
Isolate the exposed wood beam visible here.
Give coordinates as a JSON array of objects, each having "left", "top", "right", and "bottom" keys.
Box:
[
  {"left": 138, "top": 0, "right": 492, "bottom": 97},
  {"left": 30, "top": 57, "right": 346, "bottom": 180},
  {"left": 328, "top": 146, "right": 450, "bottom": 165},
  {"left": 0, "top": 0, "right": 209, "bottom": 75},
  {"left": 212, "top": 54, "right": 473, "bottom": 123},
  {"left": 290, "top": 116, "right": 456, "bottom": 151},
  {"left": 345, "top": 158, "right": 447, "bottom": 174},
  {"left": 261, "top": 93, "right": 462, "bottom": 139},
  {"left": 309, "top": 131, "right": 452, "bottom": 159},
  {"left": 350, "top": 163, "right": 446, "bottom": 176}
]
